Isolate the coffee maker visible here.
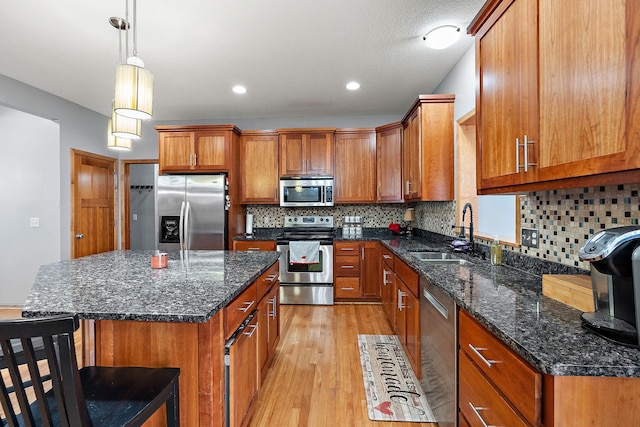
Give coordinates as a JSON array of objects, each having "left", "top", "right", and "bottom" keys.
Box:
[{"left": 579, "top": 226, "right": 640, "bottom": 347}]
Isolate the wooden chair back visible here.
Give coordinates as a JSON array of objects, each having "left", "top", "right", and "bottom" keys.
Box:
[{"left": 0, "top": 315, "right": 91, "bottom": 427}]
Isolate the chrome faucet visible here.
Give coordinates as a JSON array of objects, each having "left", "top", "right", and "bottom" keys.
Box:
[{"left": 459, "top": 202, "right": 474, "bottom": 251}]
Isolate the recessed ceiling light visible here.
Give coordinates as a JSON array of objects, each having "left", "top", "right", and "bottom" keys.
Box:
[
  {"left": 346, "top": 81, "right": 360, "bottom": 90},
  {"left": 423, "top": 25, "right": 461, "bottom": 49},
  {"left": 232, "top": 85, "right": 247, "bottom": 94}
]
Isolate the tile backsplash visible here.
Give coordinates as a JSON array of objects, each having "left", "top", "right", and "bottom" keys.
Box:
[{"left": 247, "top": 183, "right": 640, "bottom": 270}]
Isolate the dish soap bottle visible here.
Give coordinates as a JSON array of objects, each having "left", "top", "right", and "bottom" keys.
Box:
[{"left": 490, "top": 236, "right": 502, "bottom": 265}]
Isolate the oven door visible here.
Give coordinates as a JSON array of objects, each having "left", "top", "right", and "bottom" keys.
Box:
[{"left": 277, "top": 243, "right": 333, "bottom": 284}]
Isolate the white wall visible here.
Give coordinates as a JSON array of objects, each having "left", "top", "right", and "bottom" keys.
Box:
[{"left": 0, "top": 106, "right": 61, "bottom": 304}]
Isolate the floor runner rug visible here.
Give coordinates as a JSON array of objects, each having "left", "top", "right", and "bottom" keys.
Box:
[{"left": 357, "top": 334, "right": 436, "bottom": 422}]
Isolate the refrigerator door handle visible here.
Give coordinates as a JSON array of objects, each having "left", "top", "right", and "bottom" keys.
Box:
[
  {"left": 184, "top": 201, "right": 192, "bottom": 251},
  {"left": 179, "top": 201, "right": 186, "bottom": 251}
]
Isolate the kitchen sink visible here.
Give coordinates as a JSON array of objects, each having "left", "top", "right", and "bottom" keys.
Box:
[{"left": 410, "top": 252, "right": 467, "bottom": 264}]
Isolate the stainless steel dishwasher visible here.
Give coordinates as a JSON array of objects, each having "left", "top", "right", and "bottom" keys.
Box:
[{"left": 420, "top": 277, "right": 457, "bottom": 427}]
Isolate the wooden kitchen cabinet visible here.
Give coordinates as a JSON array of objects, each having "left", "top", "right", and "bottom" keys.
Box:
[
  {"left": 157, "top": 125, "right": 240, "bottom": 174},
  {"left": 239, "top": 131, "right": 279, "bottom": 204},
  {"left": 233, "top": 240, "right": 276, "bottom": 252},
  {"left": 257, "top": 264, "right": 280, "bottom": 385},
  {"left": 401, "top": 95, "right": 455, "bottom": 201},
  {"left": 227, "top": 313, "right": 259, "bottom": 427},
  {"left": 470, "top": 0, "right": 640, "bottom": 194},
  {"left": 278, "top": 129, "right": 335, "bottom": 176},
  {"left": 334, "top": 129, "right": 376, "bottom": 203},
  {"left": 380, "top": 247, "right": 396, "bottom": 327},
  {"left": 459, "top": 309, "right": 541, "bottom": 426},
  {"left": 375, "top": 122, "right": 403, "bottom": 203},
  {"left": 394, "top": 258, "right": 420, "bottom": 378},
  {"left": 334, "top": 241, "right": 381, "bottom": 301}
]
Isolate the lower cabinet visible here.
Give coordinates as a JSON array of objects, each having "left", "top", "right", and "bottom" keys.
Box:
[
  {"left": 334, "top": 241, "right": 381, "bottom": 301},
  {"left": 459, "top": 309, "right": 541, "bottom": 427},
  {"left": 226, "top": 313, "right": 259, "bottom": 427},
  {"left": 258, "top": 279, "right": 280, "bottom": 385},
  {"left": 232, "top": 240, "right": 276, "bottom": 251},
  {"left": 379, "top": 246, "right": 420, "bottom": 378}
]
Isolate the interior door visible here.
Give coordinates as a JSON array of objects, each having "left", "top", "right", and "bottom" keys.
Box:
[{"left": 71, "top": 149, "right": 117, "bottom": 259}]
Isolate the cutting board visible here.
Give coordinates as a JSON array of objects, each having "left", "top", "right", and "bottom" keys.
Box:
[{"left": 542, "top": 274, "right": 594, "bottom": 312}]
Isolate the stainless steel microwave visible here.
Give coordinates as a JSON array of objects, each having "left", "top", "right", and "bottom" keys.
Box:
[{"left": 279, "top": 177, "right": 334, "bottom": 207}]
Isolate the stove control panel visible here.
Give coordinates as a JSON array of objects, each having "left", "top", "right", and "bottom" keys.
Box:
[{"left": 284, "top": 216, "right": 334, "bottom": 228}]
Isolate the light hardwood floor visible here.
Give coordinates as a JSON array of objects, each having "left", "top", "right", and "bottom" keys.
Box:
[{"left": 250, "top": 304, "right": 434, "bottom": 427}]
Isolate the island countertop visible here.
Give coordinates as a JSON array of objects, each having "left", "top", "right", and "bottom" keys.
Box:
[{"left": 22, "top": 250, "right": 280, "bottom": 323}]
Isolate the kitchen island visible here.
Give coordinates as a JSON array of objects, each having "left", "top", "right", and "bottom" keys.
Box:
[{"left": 23, "top": 250, "right": 280, "bottom": 427}]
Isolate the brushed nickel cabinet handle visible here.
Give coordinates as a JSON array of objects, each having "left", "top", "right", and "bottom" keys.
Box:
[
  {"left": 468, "top": 344, "right": 498, "bottom": 368},
  {"left": 468, "top": 402, "right": 495, "bottom": 427}
]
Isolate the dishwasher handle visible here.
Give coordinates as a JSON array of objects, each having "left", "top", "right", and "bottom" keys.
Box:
[{"left": 423, "top": 287, "right": 448, "bottom": 319}]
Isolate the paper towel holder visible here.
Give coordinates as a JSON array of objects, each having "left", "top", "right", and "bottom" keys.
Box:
[{"left": 245, "top": 213, "right": 254, "bottom": 239}]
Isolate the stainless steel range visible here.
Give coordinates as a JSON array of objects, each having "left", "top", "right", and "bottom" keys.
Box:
[{"left": 276, "top": 216, "right": 334, "bottom": 305}]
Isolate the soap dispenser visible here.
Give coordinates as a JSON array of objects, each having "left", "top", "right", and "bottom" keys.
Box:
[{"left": 490, "top": 236, "right": 502, "bottom": 265}]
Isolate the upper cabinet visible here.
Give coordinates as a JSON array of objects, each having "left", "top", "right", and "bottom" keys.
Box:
[
  {"left": 278, "top": 129, "right": 335, "bottom": 177},
  {"left": 239, "top": 131, "right": 279, "bottom": 204},
  {"left": 376, "top": 123, "right": 403, "bottom": 203},
  {"left": 401, "top": 95, "right": 455, "bottom": 201},
  {"left": 470, "top": 0, "right": 640, "bottom": 194},
  {"left": 156, "top": 125, "right": 240, "bottom": 174},
  {"left": 334, "top": 129, "right": 376, "bottom": 203}
]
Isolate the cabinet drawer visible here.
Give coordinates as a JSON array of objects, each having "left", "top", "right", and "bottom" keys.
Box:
[
  {"left": 335, "top": 256, "right": 360, "bottom": 276},
  {"left": 233, "top": 240, "right": 276, "bottom": 251},
  {"left": 381, "top": 246, "right": 395, "bottom": 270},
  {"left": 335, "top": 277, "right": 360, "bottom": 298},
  {"left": 225, "top": 282, "right": 257, "bottom": 339},
  {"left": 335, "top": 241, "right": 361, "bottom": 254},
  {"left": 459, "top": 310, "right": 541, "bottom": 425},
  {"left": 394, "top": 258, "right": 418, "bottom": 297},
  {"left": 459, "top": 351, "right": 530, "bottom": 427},
  {"left": 256, "top": 262, "right": 279, "bottom": 302}
]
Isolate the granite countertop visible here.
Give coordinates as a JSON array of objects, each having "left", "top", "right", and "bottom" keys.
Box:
[
  {"left": 380, "top": 236, "right": 640, "bottom": 378},
  {"left": 22, "top": 250, "right": 280, "bottom": 323}
]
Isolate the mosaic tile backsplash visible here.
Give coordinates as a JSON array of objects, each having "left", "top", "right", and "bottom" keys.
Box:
[{"left": 247, "top": 183, "right": 640, "bottom": 270}]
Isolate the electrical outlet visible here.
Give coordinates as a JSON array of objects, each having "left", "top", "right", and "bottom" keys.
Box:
[
  {"left": 30, "top": 217, "right": 40, "bottom": 228},
  {"left": 521, "top": 228, "right": 539, "bottom": 248},
  {"left": 263, "top": 216, "right": 270, "bottom": 224}
]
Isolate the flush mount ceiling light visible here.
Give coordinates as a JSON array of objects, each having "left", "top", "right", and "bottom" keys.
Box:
[
  {"left": 112, "top": 0, "right": 154, "bottom": 120},
  {"left": 107, "top": 119, "right": 133, "bottom": 150},
  {"left": 232, "top": 85, "right": 247, "bottom": 94},
  {"left": 346, "top": 81, "right": 360, "bottom": 90},
  {"left": 423, "top": 25, "right": 461, "bottom": 49}
]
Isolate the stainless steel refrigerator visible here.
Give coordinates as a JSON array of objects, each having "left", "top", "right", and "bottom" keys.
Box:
[{"left": 155, "top": 174, "right": 228, "bottom": 251}]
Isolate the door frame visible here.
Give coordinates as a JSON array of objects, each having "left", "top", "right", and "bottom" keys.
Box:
[
  {"left": 70, "top": 149, "right": 118, "bottom": 259},
  {"left": 120, "top": 159, "right": 158, "bottom": 250}
]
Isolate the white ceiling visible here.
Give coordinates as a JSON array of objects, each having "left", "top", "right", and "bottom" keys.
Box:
[{"left": 0, "top": 0, "right": 485, "bottom": 121}]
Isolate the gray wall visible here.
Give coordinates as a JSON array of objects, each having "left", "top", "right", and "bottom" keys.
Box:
[
  {"left": 0, "top": 106, "right": 61, "bottom": 304},
  {"left": 0, "top": 74, "right": 111, "bottom": 269},
  {"left": 129, "top": 163, "right": 157, "bottom": 250}
]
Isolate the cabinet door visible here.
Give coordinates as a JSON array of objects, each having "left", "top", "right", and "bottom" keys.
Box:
[
  {"left": 376, "top": 124, "right": 403, "bottom": 203},
  {"left": 257, "top": 298, "right": 270, "bottom": 385},
  {"left": 228, "top": 314, "right": 258, "bottom": 427},
  {"left": 396, "top": 277, "right": 407, "bottom": 339},
  {"left": 334, "top": 131, "right": 376, "bottom": 202},
  {"left": 381, "top": 264, "right": 395, "bottom": 326},
  {"left": 402, "top": 109, "right": 421, "bottom": 200},
  {"left": 537, "top": 0, "right": 640, "bottom": 180},
  {"left": 475, "top": 0, "right": 539, "bottom": 190},
  {"left": 279, "top": 133, "right": 305, "bottom": 176},
  {"left": 404, "top": 287, "right": 420, "bottom": 378},
  {"left": 194, "top": 131, "right": 230, "bottom": 170},
  {"left": 267, "top": 283, "right": 280, "bottom": 360},
  {"left": 361, "top": 242, "right": 381, "bottom": 299},
  {"left": 159, "top": 131, "right": 194, "bottom": 172},
  {"left": 307, "top": 132, "right": 334, "bottom": 176},
  {"left": 240, "top": 134, "right": 279, "bottom": 203}
]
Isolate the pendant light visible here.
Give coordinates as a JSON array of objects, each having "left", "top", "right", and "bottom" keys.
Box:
[
  {"left": 107, "top": 119, "right": 133, "bottom": 150},
  {"left": 113, "top": 0, "right": 154, "bottom": 120}
]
